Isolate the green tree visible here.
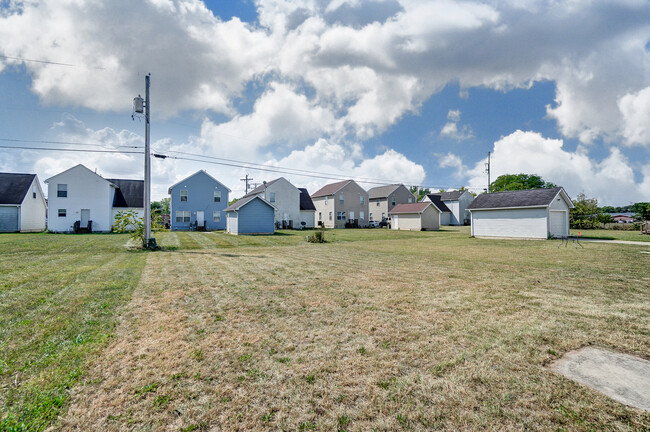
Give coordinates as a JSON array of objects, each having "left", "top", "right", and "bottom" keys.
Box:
[
  {"left": 570, "top": 193, "right": 601, "bottom": 229},
  {"left": 409, "top": 186, "right": 430, "bottom": 202},
  {"left": 113, "top": 210, "right": 164, "bottom": 247},
  {"left": 150, "top": 197, "right": 170, "bottom": 215},
  {"left": 490, "top": 174, "right": 557, "bottom": 192},
  {"left": 631, "top": 202, "right": 650, "bottom": 221}
]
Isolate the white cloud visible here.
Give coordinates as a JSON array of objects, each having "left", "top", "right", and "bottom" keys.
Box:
[
  {"left": 440, "top": 109, "right": 473, "bottom": 140},
  {"left": 438, "top": 152, "right": 467, "bottom": 179},
  {"left": 619, "top": 86, "right": 650, "bottom": 146},
  {"left": 464, "top": 130, "right": 650, "bottom": 205}
]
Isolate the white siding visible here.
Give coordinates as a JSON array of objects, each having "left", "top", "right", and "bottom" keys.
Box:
[
  {"left": 299, "top": 210, "right": 315, "bottom": 228},
  {"left": 19, "top": 178, "right": 46, "bottom": 232},
  {"left": 471, "top": 208, "right": 548, "bottom": 239},
  {"left": 46, "top": 165, "right": 114, "bottom": 232},
  {"left": 440, "top": 211, "right": 451, "bottom": 226},
  {"left": 257, "top": 178, "right": 301, "bottom": 226},
  {"left": 226, "top": 212, "right": 239, "bottom": 234},
  {"left": 446, "top": 201, "right": 461, "bottom": 225}
]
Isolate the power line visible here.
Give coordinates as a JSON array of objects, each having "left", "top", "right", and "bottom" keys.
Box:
[
  {"left": 0, "top": 138, "right": 142, "bottom": 149},
  {"left": 0, "top": 145, "right": 143, "bottom": 154},
  {"left": 0, "top": 54, "right": 105, "bottom": 70}
]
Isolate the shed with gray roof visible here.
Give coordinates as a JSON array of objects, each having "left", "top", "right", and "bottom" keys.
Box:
[
  {"left": 224, "top": 195, "right": 276, "bottom": 235},
  {"left": 0, "top": 173, "right": 47, "bottom": 232},
  {"left": 467, "top": 187, "right": 573, "bottom": 239}
]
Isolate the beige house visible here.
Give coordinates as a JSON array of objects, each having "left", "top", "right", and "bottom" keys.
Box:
[
  {"left": 312, "top": 180, "right": 369, "bottom": 228},
  {"left": 367, "top": 184, "right": 416, "bottom": 222},
  {"left": 389, "top": 202, "right": 440, "bottom": 231}
]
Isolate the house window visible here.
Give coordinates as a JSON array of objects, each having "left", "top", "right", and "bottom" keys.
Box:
[
  {"left": 176, "top": 211, "right": 190, "bottom": 222},
  {"left": 325, "top": 196, "right": 328, "bottom": 205},
  {"left": 391, "top": 197, "right": 396, "bottom": 206},
  {"left": 213, "top": 211, "right": 221, "bottom": 222},
  {"left": 376, "top": 201, "right": 380, "bottom": 206},
  {"left": 329, "top": 212, "right": 332, "bottom": 220},
  {"left": 336, "top": 211, "right": 346, "bottom": 220},
  {"left": 408, "top": 197, "right": 413, "bottom": 203},
  {"left": 318, "top": 212, "right": 322, "bottom": 221},
  {"left": 180, "top": 190, "right": 188, "bottom": 202},
  {"left": 339, "top": 194, "right": 344, "bottom": 204},
  {"left": 57, "top": 184, "right": 67, "bottom": 198},
  {"left": 269, "top": 192, "right": 276, "bottom": 203},
  {"left": 360, "top": 211, "right": 365, "bottom": 220},
  {"left": 214, "top": 191, "right": 221, "bottom": 202},
  {"left": 382, "top": 212, "right": 386, "bottom": 219},
  {"left": 58, "top": 209, "right": 66, "bottom": 217},
  {"left": 360, "top": 196, "right": 364, "bottom": 205},
  {"left": 370, "top": 213, "right": 373, "bottom": 220}
]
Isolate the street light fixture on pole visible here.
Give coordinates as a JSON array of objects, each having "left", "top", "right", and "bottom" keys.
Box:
[{"left": 133, "top": 73, "right": 153, "bottom": 248}]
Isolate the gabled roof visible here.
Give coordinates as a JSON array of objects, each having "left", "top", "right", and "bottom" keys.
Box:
[
  {"left": 0, "top": 173, "right": 36, "bottom": 205},
  {"left": 167, "top": 170, "right": 231, "bottom": 194},
  {"left": 44, "top": 164, "right": 115, "bottom": 186},
  {"left": 298, "top": 188, "right": 316, "bottom": 211},
  {"left": 431, "top": 190, "right": 465, "bottom": 201},
  {"left": 311, "top": 180, "right": 351, "bottom": 198},
  {"left": 389, "top": 202, "right": 434, "bottom": 214},
  {"left": 467, "top": 187, "right": 573, "bottom": 210},
  {"left": 224, "top": 195, "right": 276, "bottom": 212},
  {"left": 107, "top": 179, "right": 144, "bottom": 208},
  {"left": 243, "top": 178, "right": 282, "bottom": 197},
  {"left": 424, "top": 194, "right": 451, "bottom": 212},
  {"left": 367, "top": 184, "right": 401, "bottom": 199}
]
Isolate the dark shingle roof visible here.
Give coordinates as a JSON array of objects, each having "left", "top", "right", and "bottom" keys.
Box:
[
  {"left": 425, "top": 194, "right": 451, "bottom": 212},
  {"left": 107, "top": 179, "right": 144, "bottom": 208},
  {"left": 311, "top": 180, "right": 350, "bottom": 198},
  {"left": 390, "top": 202, "right": 432, "bottom": 214},
  {"left": 367, "top": 184, "right": 401, "bottom": 199},
  {"left": 0, "top": 173, "right": 36, "bottom": 205},
  {"left": 224, "top": 195, "right": 274, "bottom": 212},
  {"left": 431, "top": 190, "right": 464, "bottom": 201},
  {"left": 298, "top": 188, "right": 316, "bottom": 211},
  {"left": 244, "top": 178, "right": 281, "bottom": 197},
  {"left": 467, "top": 187, "right": 565, "bottom": 210}
]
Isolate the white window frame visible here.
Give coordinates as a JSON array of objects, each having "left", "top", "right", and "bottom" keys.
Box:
[
  {"left": 58, "top": 209, "right": 66, "bottom": 217},
  {"left": 213, "top": 211, "right": 221, "bottom": 222},
  {"left": 339, "top": 194, "right": 344, "bottom": 204},
  {"left": 57, "top": 184, "right": 67, "bottom": 198},
  {"left": 391, "top": 197, "right": 396, "bottom": 206},
  {"left": 329, "top": 212, "right": 332, "bottom": 220},
  {"left": 214, "top": 190, "right": 221, "bottom": 203},
  {"left": 176, "top": 210, "right": 190, "bottom": 222},
  {"left": 180, "top": 190, "right": 188, "bottom": 202},
  {"left": 360, "top": 196, "right": 364, "bottom": 204},
  {"left": 269, "top": 192, "right": 276, "bottom": 203},
  {"left": 336, "top": 211, "right": 346, "bottom": 221},
  {"left": 360, "top": 211, "right": 365, "bottom": 220}
]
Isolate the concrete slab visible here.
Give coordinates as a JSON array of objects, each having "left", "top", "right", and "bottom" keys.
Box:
[{"left": 549, "top": 347, "right": 650, "bottom": 411}]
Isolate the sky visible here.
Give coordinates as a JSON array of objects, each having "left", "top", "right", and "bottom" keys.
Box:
[{"left": 1, "top": 0, "right": 649, "bottom": 206}]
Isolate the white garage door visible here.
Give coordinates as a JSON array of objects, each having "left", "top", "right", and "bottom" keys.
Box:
[
  {"left": 472, "top": 208, "right": 547, "bottom": 238},
  {"left": 549, "top": 211, "right": 567, "bottom": 238},
  {"left": 0, "top": 206, "right": 19, "bottom": 232}
]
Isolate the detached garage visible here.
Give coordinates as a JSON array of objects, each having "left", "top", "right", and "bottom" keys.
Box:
[
  {"left": 0, "top": 173, "right": 47, "bottom": 233},
  {"left": 389, "top": 202, "right": 440, "bottom": 231},
  {"left": 467, "top": 187, "right": 573, "bottom": 239},
  {"left": 225, "top": 195, "right": 276, "bottom": 235}
]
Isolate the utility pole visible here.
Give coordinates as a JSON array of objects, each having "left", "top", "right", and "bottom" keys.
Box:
[
  {"left": 133, "top": 73, "right": 152, "bottom": 248},
  {"left": 485, "top": 151, "right": 491, "bottom": 193},
  {"left": 240, "top": 174, "right": 253, "bottom": 194}
]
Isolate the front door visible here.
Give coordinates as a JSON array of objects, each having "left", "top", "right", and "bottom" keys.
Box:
[
  {"left": 80, "top": 209, "right": 90, "bottom": 226},
  {"left": 197, "top": 211, "right": 204, "bottom": 227}
]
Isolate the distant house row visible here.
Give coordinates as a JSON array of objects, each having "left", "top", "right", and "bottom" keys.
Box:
[{"left": 0, "top": 164, "right": 573, "bottom": 239}]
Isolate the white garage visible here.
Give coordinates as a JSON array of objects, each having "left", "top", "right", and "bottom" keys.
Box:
[
  {"left": 467, "top": 187, "right": 573, "bottom": 239},
  {"left": 0, "top": 173, "right": 47, "bottom": 233}
]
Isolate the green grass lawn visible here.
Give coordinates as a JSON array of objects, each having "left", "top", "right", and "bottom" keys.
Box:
[
  {"left": 570, "top": 228, "right": 650, "bottom": 242},
  {"left": 1, "top": 229, "right": 649, "bottom": 431}
]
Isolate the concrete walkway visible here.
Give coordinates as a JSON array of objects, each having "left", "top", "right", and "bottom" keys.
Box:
[
  {"left": 578, "top": 238, "right": 650, "bottom": 246},
  {"left": 550, "top": 347, "right": 650, "bottom": 411}
]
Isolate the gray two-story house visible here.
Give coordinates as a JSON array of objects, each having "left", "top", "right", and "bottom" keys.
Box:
[
  {"left": 312, "top": 180, "right": 369, "bottom": 228},
  {"left": 367, "top": 184, "right": 416, "bottom": 222},
  {"left": 168, "top": 170, "right": 230, "bottom": 231}
]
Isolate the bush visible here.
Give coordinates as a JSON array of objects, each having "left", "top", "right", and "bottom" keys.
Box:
[
  {"left": 113, "top": 210, "right": 164, "bottom": 247},
  {"left": 308, "top": 225, "right": 326, "bottom": 243}
]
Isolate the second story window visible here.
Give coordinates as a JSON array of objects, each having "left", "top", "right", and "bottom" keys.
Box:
[
  {"left": 57, "top": 184, "right": 67, "bottom": 198},
  {"left": 180, "top": 190, "right": 188, "bottom": 202},
  {"left": 214, "top": 190, "right": 221, "bottom": 202},
  {"left": 339, "top": 194, "right": 344, "bottom": 204},
  {"left": 269, "top": 192, "right": 276, "bottom": 203},
  {"left": 360, "top": 196, "right": 364, "bottom": 205},
  {"left": 391, "top": 197, "right": 396, "bottom": 206}
]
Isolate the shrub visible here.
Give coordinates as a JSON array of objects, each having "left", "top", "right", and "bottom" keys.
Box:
[{"left": 308, "top": 224, "right": 326, "bottom": 243}]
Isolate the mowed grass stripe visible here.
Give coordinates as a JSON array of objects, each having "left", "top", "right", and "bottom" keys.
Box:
[{"left": 0, "top": 234, "right": 146, "bottom": 432}]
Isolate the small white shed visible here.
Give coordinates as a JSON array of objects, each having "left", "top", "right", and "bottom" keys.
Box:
[
  {"left": 467, "top": 187, "right": 573, "bottom": 239},
  {"left": 389, "top": 202, "right": 440, "bottom": 231}
]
